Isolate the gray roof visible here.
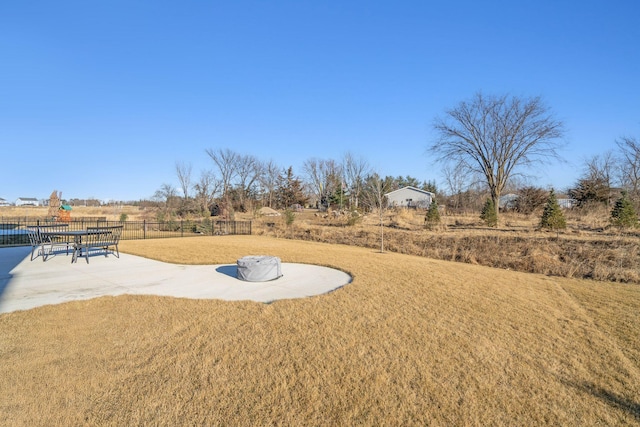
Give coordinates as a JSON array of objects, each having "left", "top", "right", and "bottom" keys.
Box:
[{"left": 384, "top": 186, "right": 435, "bottom": 197}]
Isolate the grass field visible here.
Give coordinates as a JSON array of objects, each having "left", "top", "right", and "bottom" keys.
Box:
[{"left": 1, "top": 235, "right": 639, "bottom": 425}]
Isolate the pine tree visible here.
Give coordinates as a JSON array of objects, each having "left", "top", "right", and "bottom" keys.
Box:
[
  {"left": 275, "top": 167, "right": 308, "bottom": 210},
  {"left": 425, "top": 200, "right": 441, "bottom": 230},
  {"left": 480, "top": 198, "right": 497, "bottom": 227},
  {"left": 539, "top": 189, "right": 566, "bottom": 231},
  {"left": 610, "top": 191, "right": 638, "bottom": 228}
]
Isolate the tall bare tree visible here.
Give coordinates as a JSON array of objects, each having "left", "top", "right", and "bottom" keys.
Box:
[
  {"left": 235, "top": 154, "right": 262, "bottom": 212},
  {"left": 205, "top": 148, "right": 239, "bottom": 217},
  {"left": 260, "top": 160, "right": 281, "bottom": 208},
  {"left": 616, "top": 135, "right": 640, "bottom": 200},
  {"left": 175, "top": 161, "right": 193, "bottom": 199},
  {"left": 343, "top": 152, "right": 370, "bottom": 210},
  {"left": 430, "top": 93, "right": 565, "bottom": 225}
]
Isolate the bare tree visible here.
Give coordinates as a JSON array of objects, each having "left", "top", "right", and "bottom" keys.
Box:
[
  {"left": 235, "top": 154, "right": 262, "bottom": 212},
  {"left": 343, "top": 152, "right": 370, "bottom": 210},
  {"left": 303, "top": 158, "right": 343, "bottom": 210},
  {"left": 192, "top": 170, "right": 220, "bottom": 215},
  {"left": 362, "top": 173, "right": 393, "bottom": 253},
  {"left": 616, "top": 136, "right": 640, "bottom": 200},
  {"left": 153, "top": 183, "right": 179, "bottom": 219},
  {"left": 303, "top": 158, "right": 324, "bottom": 209},
  {"left": 175, "top": 161, "right": 192, "bottom": 199},
  {"left": 430, "top": 93, "right": 565, "bottom": 225},
  {"left": 205, "top": 148, "right": 239, "bottom": 217},
  {"left": 260, "top": 160, "right": 281, "bottom": 208},
  {"left": 442, "top": 161, "right": 471, "bottom": 212}
]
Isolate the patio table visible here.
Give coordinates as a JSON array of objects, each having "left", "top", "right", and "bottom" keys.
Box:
[{"left": 40, "top": 230, "right": 96, "bottom": 263}]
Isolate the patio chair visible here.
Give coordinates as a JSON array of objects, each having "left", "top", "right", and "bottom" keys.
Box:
[
  {"left": 26, "top": 226, "right": 46, "bottom": 261},
  {"left": 74, "top": 225, "right": 123, "bottom": 263},
  {"left": 38, "top": 223, "right": 71, "bottom": 260}
]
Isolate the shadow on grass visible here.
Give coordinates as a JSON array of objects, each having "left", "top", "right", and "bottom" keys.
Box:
[{"left": 563, "top": 378, "right": 640, "bottom": 420}]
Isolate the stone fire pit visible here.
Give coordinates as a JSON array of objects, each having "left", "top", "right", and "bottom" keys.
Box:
[{"left": 237, "top": 255, "right": 283, "bottom": 282}]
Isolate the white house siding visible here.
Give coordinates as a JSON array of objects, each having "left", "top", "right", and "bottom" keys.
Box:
[
  {"left": 558, "top": 198, "right": 576, "bottom": 209},
  {"left": 385, "top": 186, "right": 434, "bottom": 209},
  {"left": 15, "top": 198, "right": 40, "bottom": 206}
]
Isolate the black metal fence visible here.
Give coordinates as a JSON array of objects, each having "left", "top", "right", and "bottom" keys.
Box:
[{"left": 0, "top": 219, "right": 252, "bottom": 247}]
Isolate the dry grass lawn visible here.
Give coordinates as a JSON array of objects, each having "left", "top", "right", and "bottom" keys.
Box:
[{"left": 1, "top": 235, "right": 639, "bottom": 425}]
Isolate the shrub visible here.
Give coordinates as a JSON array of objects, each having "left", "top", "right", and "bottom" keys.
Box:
[
  {"left": 540, "top": 189, "right": 566, "bottom": 231},
  {"left": 284, "top": 209, "right": 295, "bottom": 227},
  {"left": 347, "top": 209, "right": 362, "bottom": 226},
  {"left": 425, "top": 200, "right": 441, "bottom": 230},
  {"left": 610, "top": 191, "right": 638, "bottom": 228},
  {"left": 515, "top": 186, "right": 548, "bottom": 214},
  {"left": 480, "top": 198, "right": 497, "bottom": 227}
]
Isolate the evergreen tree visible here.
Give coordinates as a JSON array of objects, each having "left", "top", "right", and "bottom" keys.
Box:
[
  {"left": 610, "top": 191, "right": 638, "bottom": 228},
  {"left": 275, "top": 167, "right": 308, "bottom": 209},
  {"left": 425, "top": 200, "right": 441, "bottom": 230},
  {"left": 480, "top": 198, "right": 497, "bottom": 227},
  {"left": 421, "top": 179, "right": 438, "bottom": 194},
  {"left": 540, "top": 189, "right": 566, "bottom": 231}
]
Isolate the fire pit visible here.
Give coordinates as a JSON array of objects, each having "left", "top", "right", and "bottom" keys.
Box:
[{"left": 237, "top": 255, "right": 283, "bottom": 282}]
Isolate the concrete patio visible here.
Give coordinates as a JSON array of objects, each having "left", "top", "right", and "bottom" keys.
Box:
[{"left": 0, "top": 246, "right": 352, "bottom": 314}]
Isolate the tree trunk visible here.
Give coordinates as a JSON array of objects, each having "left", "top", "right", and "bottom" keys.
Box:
[{"left": 491, "top": 190, "right": 500, "bottom": 227}]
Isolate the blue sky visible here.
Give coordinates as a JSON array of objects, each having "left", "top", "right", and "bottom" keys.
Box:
[{"left": 1, "top": 0, "right": 638, "bottom": 202}]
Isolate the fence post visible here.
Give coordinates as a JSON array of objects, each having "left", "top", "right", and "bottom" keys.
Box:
[{"left": 143, "top": 220, "right": 147, "bottom": 239}]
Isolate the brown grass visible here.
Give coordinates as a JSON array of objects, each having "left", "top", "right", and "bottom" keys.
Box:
[
  {"left": 0, "top": 205, "right": 151, "bottom": 222},
  {"left": 253, "top": 209, "right": 640, "bottom": 284},
  {"left": 1, "top": 236, "right": 639, "bottom": 425}
]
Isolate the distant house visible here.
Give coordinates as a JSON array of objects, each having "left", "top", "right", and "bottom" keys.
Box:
[
  {"left": 557, "top": 198, "right": 577, "bottom": 209},
  {"left": 15, "top": 197, "right": 40, "bottom": 206},
  {"left": 0, "top": 197, "right": 11, "bottom": 206},
  {"left": 385, "top": 186, "right": 435, "bottom": 209}
]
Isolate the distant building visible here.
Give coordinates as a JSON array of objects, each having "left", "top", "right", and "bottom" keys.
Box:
[
  {"left": 557, "top": 198, "right": 577, "bottom": 209},
  {"left": 0, "top": 197, "right": 11, "bottom": 206},
  {"left": 499, "top": 193, "right": 518, "bottom": 210},
  {"left": 385, "top": 186, "right": 435, "bottom": 209},
  {"left": 15, "top": 197, "right": 40, "bottom": 206}
]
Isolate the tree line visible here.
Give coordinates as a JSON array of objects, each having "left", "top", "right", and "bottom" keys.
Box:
[
  {"left": 153, "top": 149, "right": 438, "bottom": 220},
  {"left": 151, "top": 92, "right": 637, "bottom": 227}
]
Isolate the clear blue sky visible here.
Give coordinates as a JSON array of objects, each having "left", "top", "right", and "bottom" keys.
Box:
[{"left": 1, "top": 0, "right": 638, "bottom": 202}]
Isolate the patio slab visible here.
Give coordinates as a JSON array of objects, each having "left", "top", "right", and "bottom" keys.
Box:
[{"left": 0, "top": 246, "right": 352, "bottom": 314}]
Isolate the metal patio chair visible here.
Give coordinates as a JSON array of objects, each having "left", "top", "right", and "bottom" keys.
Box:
[
  {"left": 73, "top": 225, "right": 123, "bottom": 263},
  {"left": 26, "top": 226, "right": 46, "bottom": 261},
  {"left": 38, "top": 223, "right": 71, "bottom": 260}
]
